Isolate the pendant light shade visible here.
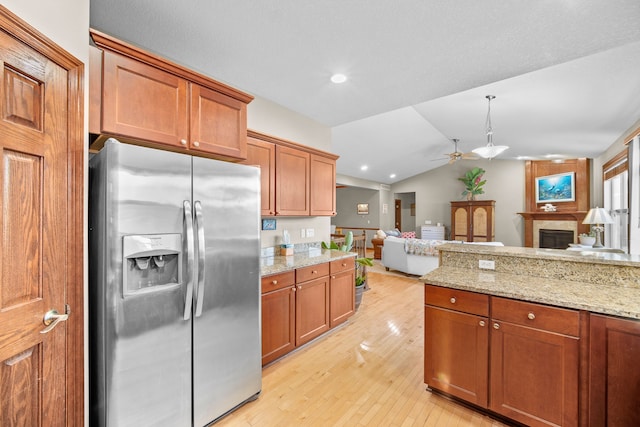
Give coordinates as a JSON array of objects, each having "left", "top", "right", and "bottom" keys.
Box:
[{"left": 472, "top": 95, "right": 509, "bottom": 159}]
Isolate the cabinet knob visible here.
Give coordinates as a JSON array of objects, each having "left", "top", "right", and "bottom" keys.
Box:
[
  {"left": 479, "top": 320, "right": 486, "bottom": 327},
  {"left": 271, "top": 280, "right": 278, "bottom": 285},
  {"left": 493, "top": 323, "right": 500, "bottom": 330},
  {"left": 312, "top": 270, "right": 317, "bottom": 274},
  {"left": 331, "top": 275, "right": 335, "bottom": 279},
  {"left": 298, "top": 285, "right": 302, "bottom": 290},
  {"left": 450, "top": 297, "right": 456, "bottom": 304},
  {"left": 180, "top": 139, "right": 187, "bottom": 145},
  {"left": 527, "top": 312, "right": 536, "bottom": 320},
  {"left": 342, "top": 262, "right": 346, "bottom": 267},
  {"left": 292, "top": 287, "right": 296, "bottom": 292},
  {"left": 193, "top": 141, "right": 200, "bottom": 147}
]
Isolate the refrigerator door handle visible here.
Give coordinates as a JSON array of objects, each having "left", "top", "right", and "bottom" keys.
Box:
[
  {"left": 194, "top": 200, "right": 206, "bottom": 317},
  {"left": 183, "top": 200, "right": 195, "bottom": 320}
]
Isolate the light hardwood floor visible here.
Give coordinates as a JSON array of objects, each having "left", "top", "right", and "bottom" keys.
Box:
[{"left": 217, "top": 268, "right": 509, "bottom": 426}]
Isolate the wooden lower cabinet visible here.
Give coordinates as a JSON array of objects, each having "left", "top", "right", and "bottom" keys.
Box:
[
  {"left": 589, "top": 314, "right": 640, "bottom": 427},
  {"left": 261, "top": 271, "right": 296, "bottom": 366},
  {"left": 424, "top": 286, "right": 490, "bottom": 406},
  {"left": 424, "top": 285, "right": 580, "bottom": 427},
  {"left": 329, "top": 258, "right": 356, "bottom": 327},
  {"left": 262, "top": 259, "right": 355, "bottom": 365},
  {"left": 490, "top": 297, "right": 580, "bottom": 427}
]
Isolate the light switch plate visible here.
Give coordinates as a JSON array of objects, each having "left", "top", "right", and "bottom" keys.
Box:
[{"left": 306, "top": 228, "right": 314, "bottom": 237}]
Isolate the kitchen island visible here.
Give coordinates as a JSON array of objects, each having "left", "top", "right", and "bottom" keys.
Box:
[
  {"left": 421, "top": 244, "right": 640, "bottom": 427},
  {"left": 260, "top": 249, "right": 357, "bottom": 365}
]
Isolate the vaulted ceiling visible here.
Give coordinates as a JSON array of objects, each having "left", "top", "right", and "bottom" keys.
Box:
[{"left": 90, "top": 0, "right": 640, "bottom": 183}]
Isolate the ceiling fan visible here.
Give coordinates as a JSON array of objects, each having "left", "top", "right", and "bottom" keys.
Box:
[{"left": 441, "top": 138, "right": 478, "bottom": 164}]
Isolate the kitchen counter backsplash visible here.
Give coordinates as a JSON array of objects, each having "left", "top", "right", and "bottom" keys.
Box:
[{"left": 260, "top": 242, "right": 355, "bottom": 277}]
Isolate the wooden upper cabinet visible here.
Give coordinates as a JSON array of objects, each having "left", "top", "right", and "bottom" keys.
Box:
[
  {"left": 451, "top": 200, "right": 495, "bottom": 242},
  {"left": 100, "top": 49, "right": 189, "bottom": 147},
  {"left": 189, "top": 84, "right": 247, "bottom": 159},
  {"left": 242, "top": 137, "right": 276, "bottom": 216},
  {"left": 246, "top": 130, "right": 338, "bottom": 217},
  {"left": 276, "top": 145, "right": 310, "bottom": 216},
  {"left": 89, "top": 29, "right": 252, "bottom": 161},
  {"left": 310, "top": 154, "right": 336, "bottom": 216}
]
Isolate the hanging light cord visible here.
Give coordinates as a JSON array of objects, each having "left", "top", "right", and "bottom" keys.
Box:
[{"left": 485, "top": 95, "right": 495, "bottom": 146}]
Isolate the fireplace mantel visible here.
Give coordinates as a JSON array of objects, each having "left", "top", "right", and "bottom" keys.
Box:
[
  {"left": 518, "top": 211, "right": 590, "bottom": 247},
  {"left": 518, "top": 211, "right": 588, "bottom": 221}
]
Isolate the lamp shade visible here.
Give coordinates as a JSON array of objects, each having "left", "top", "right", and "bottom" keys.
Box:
[
  {"left": 582, "top": 207, "right": 614, "bottom": 225},
  {"left": 472, "top": 144, "right": 509, "bottom": 159}
]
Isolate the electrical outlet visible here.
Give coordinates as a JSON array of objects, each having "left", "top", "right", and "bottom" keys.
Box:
[
  {"left": 479, "top": 260, "right": 495, "bottom": 270},
  {"left": 300, "top": 229, "right": 306, "bottom": 238},
  {"left": 306, "top": 228, "right": 314, "bottom": 238}
]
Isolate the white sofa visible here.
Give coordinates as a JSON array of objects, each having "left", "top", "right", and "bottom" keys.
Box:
[{"left": 381, "top": 236, "right": 504, "bottom": 276}]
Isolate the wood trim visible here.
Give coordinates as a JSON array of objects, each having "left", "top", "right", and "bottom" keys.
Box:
[
  {"left": 248, "top": 129, "right": 339, "bottom": 160},
  {"left": 623, "top": 125, "right": 640, "bottom": 145},
  {"left": 602, "top": 148, "right": 628, "bottom": 181},
  {"left": 0, "top": 6, "right": 85, "bottom": 426},
  {"left": 90, "top": 28, "right": 254, "bottom": 104}
]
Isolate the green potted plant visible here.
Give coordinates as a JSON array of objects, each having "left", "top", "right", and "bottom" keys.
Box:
[
  {"left": 458, "top": 167, "right": 486, "bottom": 200},
  {"left": 322, "top": 231, "right": 374, "bottom": 310}
]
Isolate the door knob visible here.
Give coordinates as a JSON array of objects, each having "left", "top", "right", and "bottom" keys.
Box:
[{"left": 41, "top": 307, "right": 70, "bottom": 334}]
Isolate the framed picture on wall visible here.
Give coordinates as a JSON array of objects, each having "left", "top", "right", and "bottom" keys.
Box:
[
  {"left": 357, "top": 203, "right": 369, "bottom": 215},
  {"left": 535, "top": 172, "right": 575, "bottom": 203}
]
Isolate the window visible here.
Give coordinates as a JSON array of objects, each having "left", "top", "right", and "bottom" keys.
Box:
[{"left": 603, "top": 149, "right": 628, "bottom": 251}]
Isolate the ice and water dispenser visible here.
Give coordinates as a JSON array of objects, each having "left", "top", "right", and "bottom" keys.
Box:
[{"left": 122, "top": 234, "right": 182, "bottom": 295}]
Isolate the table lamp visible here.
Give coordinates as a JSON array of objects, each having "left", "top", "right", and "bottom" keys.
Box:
[{"left": 582, "top": 207, "right": 614, "bottom": 248}]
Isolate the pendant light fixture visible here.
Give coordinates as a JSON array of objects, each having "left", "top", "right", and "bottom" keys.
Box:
[{"left": 472, "top": 95, "right": 509, "bottom": 159}]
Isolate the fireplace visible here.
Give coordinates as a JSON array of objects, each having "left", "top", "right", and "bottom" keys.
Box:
[{"left": 539, "top": 229, "right": 574, "bottom": 249}]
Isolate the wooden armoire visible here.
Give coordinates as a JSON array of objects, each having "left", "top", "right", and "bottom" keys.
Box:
[{"left": 451, "top": 200, "right": 495, "bottom": 242}]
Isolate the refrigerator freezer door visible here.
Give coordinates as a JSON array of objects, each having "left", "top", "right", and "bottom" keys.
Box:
[
  {"left": 192, "top": 156, "right": 262, "bottom": 426},
  {"left": 89, "top": 140, "right": 193, "bottom": 427}
]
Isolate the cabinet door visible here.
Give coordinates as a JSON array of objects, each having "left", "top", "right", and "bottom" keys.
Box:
[
  {"left": 296, "top": 276, "right": 330, "bottom": 346},
  {"left": 589, "top": 314, "right": 640, "bottom": 427},
  {"left": 101, "top": 50, "right": 189, "bottom": 147},
  {"left": 310, "top": 154, "right": 336, "bottom": 216},
  {"left": 452, "top": 206, "right": 469, "bottom": 241},
  {"left": 490, "top": 320, "right": 579, "bottom": 427},
  {"left": 261, "top": 286, "right": 296, "bottom": 366},
  {"left": 190, "top": 83, "right": 247, "bottom": 160},
  {"left": 424, "top": 306, "right": 488, "bottom": 407},
  {"left": 329, "top": 269, "right": 355, "bottom": 327},
  {"left": 275, "top": 145, "right": 310, "bottom": 216},
  {"left": 242, "top": 137, "right": 276, "bottom": 216},
  {"left": 471, "top": 205, "right": 494, "bottom": 242}
]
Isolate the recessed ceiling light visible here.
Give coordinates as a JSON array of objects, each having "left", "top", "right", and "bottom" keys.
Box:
[
  {"left": 330, "top": 73, "right": 347, "bottom": 84},
  {"left": 360, "top": 165, "right": 368, "bottom": 171},
  {"left": 390, "top": 173, "right": 396, "bottom": 178}
]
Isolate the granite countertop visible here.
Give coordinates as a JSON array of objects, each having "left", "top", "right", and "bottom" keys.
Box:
[
  {"left": 421, "top": 244, "right": 640, "bottom": 319},
  {"left": 437, "top": 243, "right": 640, "bottom": 267},
  {"left": 261, "top": 248, "right": 356, "bottom": 277}
]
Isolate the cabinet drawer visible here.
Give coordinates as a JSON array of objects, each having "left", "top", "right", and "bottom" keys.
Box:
[
  {"left": 491, "top": 297, "right": 579, "bottom": 337},
  {"left": 425, "top": 285, "right": 489, "bottom": 317},
  {"left": 261, "top": 271, "right": 295, "bottom": 294},
  {"left": 296, "top": 262, "right": 330, "bottom": 283},
  {"left": 330, "top": 257, "right": 355, "bottom": 274}
]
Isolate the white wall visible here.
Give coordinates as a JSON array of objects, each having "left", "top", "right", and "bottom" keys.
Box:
[
  {"left": 3, "top": 0, "right": 89, "bottom": 63},
  {"left": 391, "top": 159, "right": 526, "bottom": 246}
]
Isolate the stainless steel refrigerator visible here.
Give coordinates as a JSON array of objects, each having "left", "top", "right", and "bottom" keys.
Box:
[{"left": 89, "top": 139, "right": 261, "bottom": 426}]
